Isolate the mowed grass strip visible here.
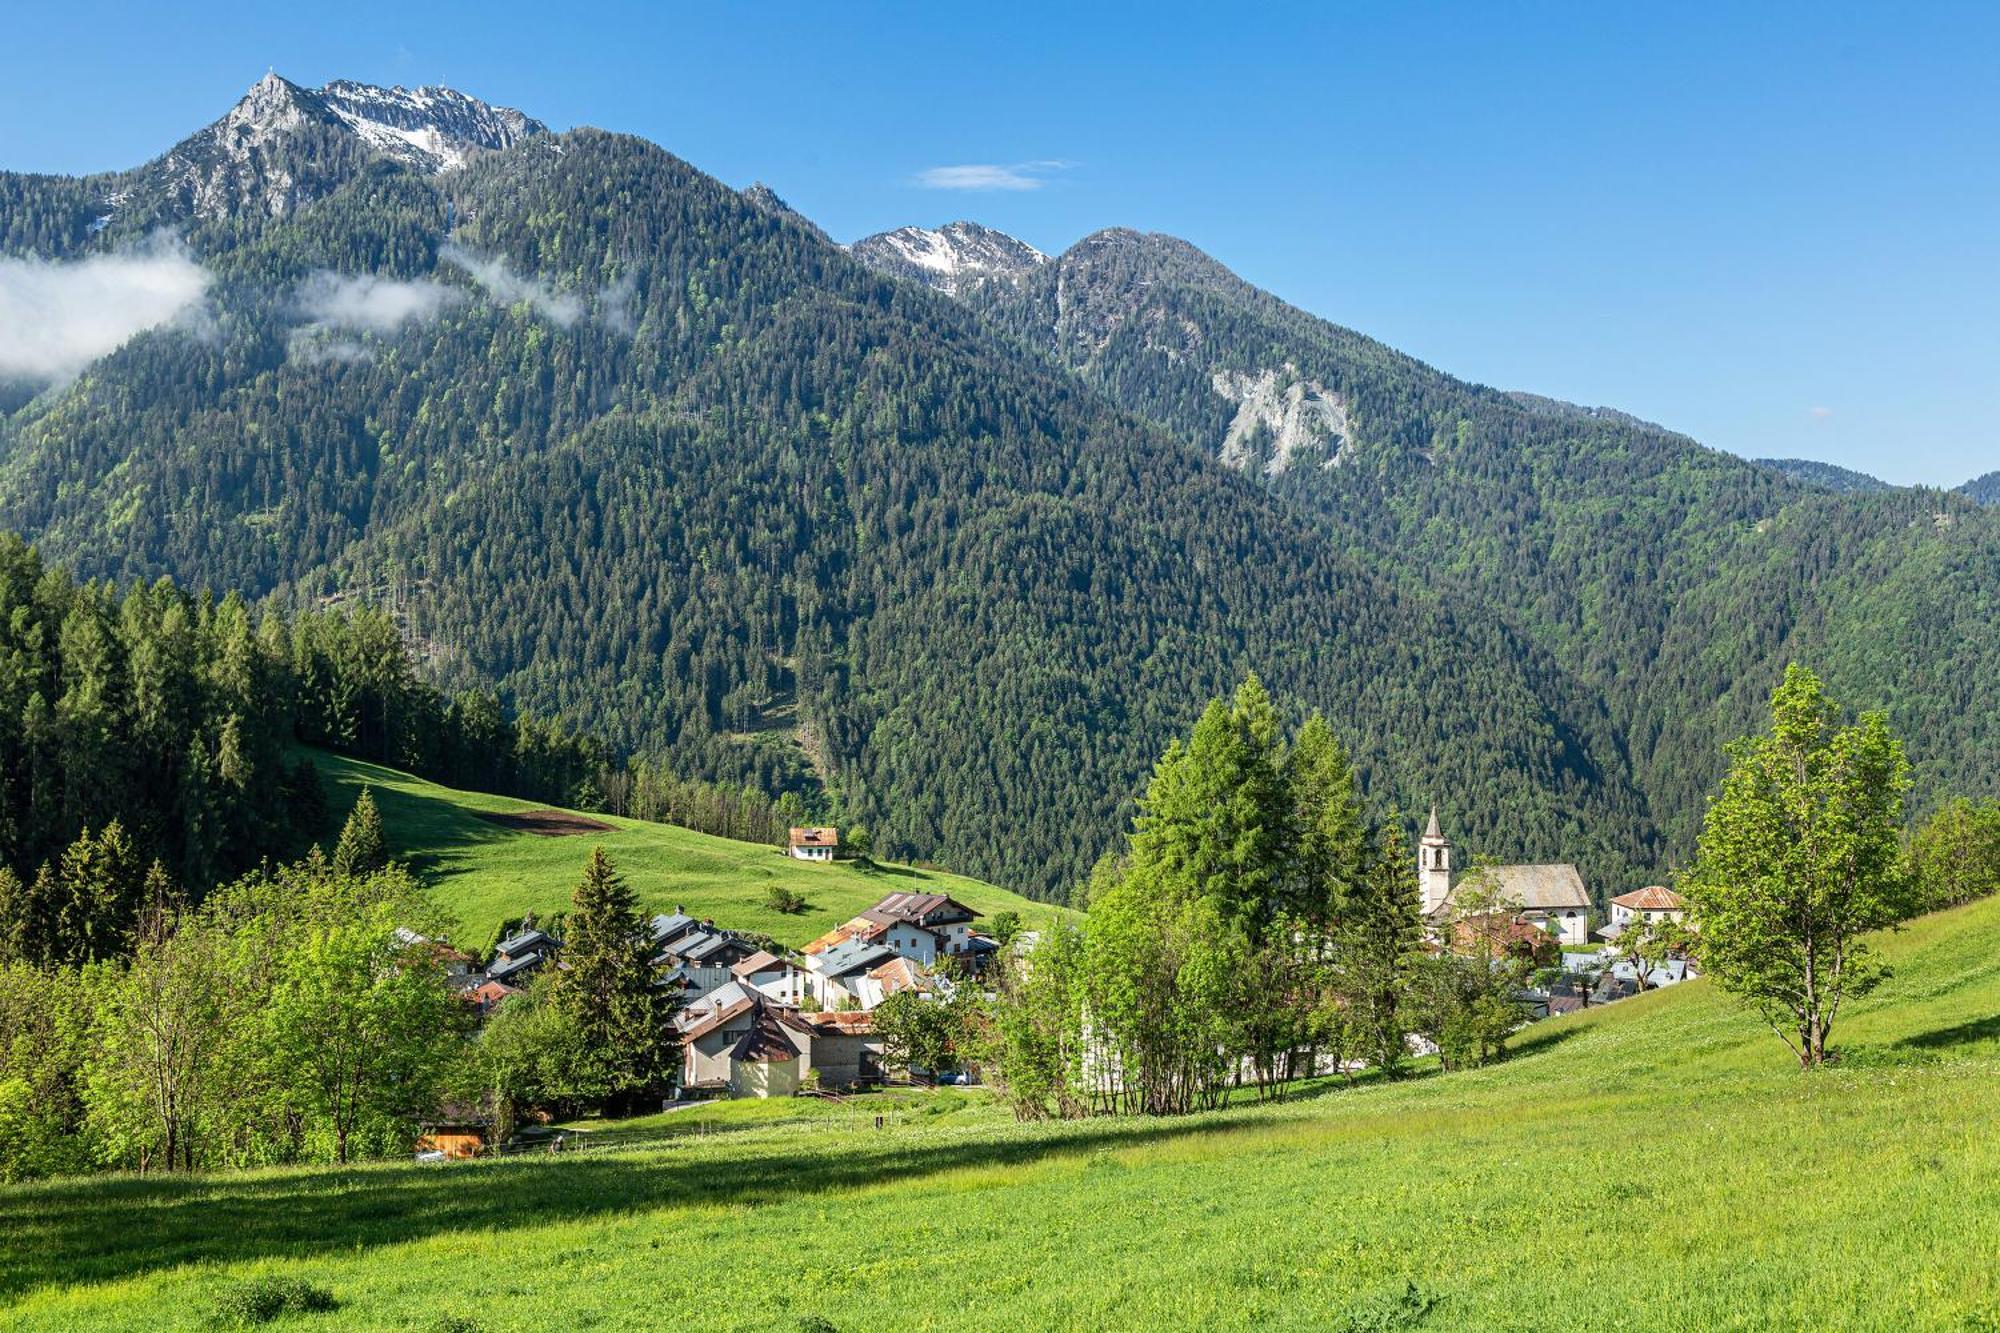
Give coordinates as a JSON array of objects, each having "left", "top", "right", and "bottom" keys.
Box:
[
  {"left": 308, "top": 751, "right": 1068, "bottom": 951},
  {"left": 6, "top": 895, "right": 2000, "bottom": 1328}
]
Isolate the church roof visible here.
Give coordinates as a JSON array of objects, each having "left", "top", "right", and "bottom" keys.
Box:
[
  {"left": 1432, "top": 860, "right": 1584, "bottom": 912},
  {"left": 1423, "top": 805, "right": 1444, "bottom": 841},
  {"left": 1445, "top": 863, "right": 1590, "bottom": 913}
]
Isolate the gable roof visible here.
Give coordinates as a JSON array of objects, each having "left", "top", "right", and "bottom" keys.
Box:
[
  {"left": 1447, "top": 864, "right": 1590, "bottom": 913},
  {"left": 495, "top": 927, "right": 558, "bottom": 958},
  {"left": 867, "top": 891, "right": 979, "bottom": 927},
  {"left": 799, "top": 1010, "right": 876, "bottom": 1036},
  {"left": 818, "top": 939, "right": 900, "bottom": 978},
  {"left": 649, "top": 912, "right": 698, "bottom": 944},
  {"left": 486, "top": 950, "right": 543, "bottom": 982},
  {"left": 677, "top": 981, "right": 761, "bottom": 1039},
  {"left": 856, "top": 909, "right": 939, "bottom": 939},
  {"left": 680, "top": 932, "right": 750, "bottom": 964},
  {"left": 867, "top": 955, "right": 947, "bottom": 998},
  {"left": 1611, "top": 885, "right": 1685, "bottom": 912},
  {"left": 730, "top": 949, "right": 790, "bottom": 978},
  {"left": 789, "top": 826, "right": 839, "bottom": 849},
  {"left": 729, "top": 1002, "right": 805, "bottom": 1064},
  {"left": 801, "top": 923, "right": 857, "bottom": 956},
  {"left": 467, "top": 979, "right": 523, "bottom": 1009}
]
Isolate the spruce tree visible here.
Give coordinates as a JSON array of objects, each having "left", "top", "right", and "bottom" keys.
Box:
[
  {"left": 549, "top": 847, "right": 678, "bottom": 1106},
  {"left": 331, "top": 789, "right": 388, "bottom": 878}
]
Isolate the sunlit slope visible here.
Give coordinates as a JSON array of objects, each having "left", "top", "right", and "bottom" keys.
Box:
[
  {"left": 309, "top": 751, "right": 1066, "bottom": 951},
  {"left": 6, "top": 891, "right": 1999, "bottom": 1329}
]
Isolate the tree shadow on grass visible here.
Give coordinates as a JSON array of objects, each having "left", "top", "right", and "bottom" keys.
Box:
[
  {"left": 1894, "top": 1013, "right": 2000, "bottom": 1051},
  {"left": 1508, "top": 1022, "right": 1588, "bottom": 1059},
  {"left": 0, "top": 1112, "right": 1273, "bottom": 1301}
]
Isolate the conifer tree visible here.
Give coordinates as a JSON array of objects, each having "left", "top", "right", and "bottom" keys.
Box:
[
  {"left": 1285, "top": 712, "right": 1368, "bottom": 929},
  {"left": 1337, "top": 818, "right": 1424, "bottom": 1074},
  {"left": 331, "top": 789, "right": 388, "bottom": 878},
  {"left": 548, "top": 847, "right": 678, "bottom": 1106}
]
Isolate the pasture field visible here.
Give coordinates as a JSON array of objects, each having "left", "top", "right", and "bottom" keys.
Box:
[
  {"left": 308, "top": 751, "right": 1066, "bottom": 952},
  {"left": 5, "top": 892, "right": 2000, "bottom": 1329}
]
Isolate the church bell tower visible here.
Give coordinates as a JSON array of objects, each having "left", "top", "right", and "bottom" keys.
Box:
[{"left": 1418, "top": 805, "right": 1453, "bottom": 916}]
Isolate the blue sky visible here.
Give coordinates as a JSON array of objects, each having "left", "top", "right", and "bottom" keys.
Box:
[{"left": 3, "top": 2, "right": 1994, "bottom": 485}]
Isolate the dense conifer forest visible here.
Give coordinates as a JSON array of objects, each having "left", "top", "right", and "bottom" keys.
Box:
[
  {"left": 1, "top": 88, "right": 1995, "bottom": 902},
  {"left": 965, "top": 228, "right": 2000, "bottom": 855}
]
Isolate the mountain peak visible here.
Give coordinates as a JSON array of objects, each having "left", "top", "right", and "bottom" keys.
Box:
[
  {"left": 849, "top": 220, "right": 1046, "bottom": 297},
  {"left": 137, "top": 73, "right": 546, "bottom": 222},
  {"left": 741, "top": 182, "right": 831, "bottom": 242}
]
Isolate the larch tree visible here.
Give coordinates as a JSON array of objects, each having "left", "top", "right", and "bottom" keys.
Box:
[
  {"left": 1680, "top": 665, "right": 1911, "bottom": 1068},
  {"left": 1337, "top": 818, "right": 1424, "bottom": 1075}
]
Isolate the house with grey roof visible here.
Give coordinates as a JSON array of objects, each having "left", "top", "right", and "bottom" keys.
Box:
[
  {"left": 676, "top": 983, "right": 884, "bottom": 1096},
  {"left": 804, "top": 937, "right": 901, "bottom": 1010}
]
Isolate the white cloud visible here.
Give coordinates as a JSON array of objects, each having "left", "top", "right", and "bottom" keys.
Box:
[
  {"left": 0, "top": 236, "right": 210, "bottom": 383},
  {"left": 597, "top": 271, "right": 638, "bottom": 336},
  {"left": 1808, "top": 405, "right": 1834, "bottom": 420},
  {"left": 285, "top": 334, "right": 371, "bottom": 367},
  {"left": 295, "top": 270, "right": 458, "bottom": 333},
  {"left": 439, "top": 242, "right": 581, "bottom": 327},
  {"left": 913, "top": 160, "right": 1071, "bottom": 192}
]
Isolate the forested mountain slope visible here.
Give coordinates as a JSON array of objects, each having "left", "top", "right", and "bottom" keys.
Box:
[
  {"left": 0, "top": 81, "right": 1659, "bottom": 898},
  {"left": 893, "top": 225, "right": 2000, "bottom": 849},
  {"left": 1753, "top": 457, "right": 1896, "bottom": 493}
]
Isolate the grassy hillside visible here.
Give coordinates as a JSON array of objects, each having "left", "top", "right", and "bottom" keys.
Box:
[
  {"left": 8, "top": 892, "right": 2000, "bottom": 1328},
  {"left": 310, "top": 751, "right": 1065, "bottom": 952}
]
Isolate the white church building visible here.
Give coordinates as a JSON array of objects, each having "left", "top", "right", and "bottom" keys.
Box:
[{"left": 1418, "top": 808, "right": 1592, "bottom": 947}]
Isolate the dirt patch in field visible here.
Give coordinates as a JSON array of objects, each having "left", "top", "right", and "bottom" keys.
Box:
[{"left": 477, "top": 809, "right": 615, "bottom": 837}]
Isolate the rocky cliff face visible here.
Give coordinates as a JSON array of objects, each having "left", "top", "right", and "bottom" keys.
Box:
[
  {"left": 126, "top": 73, "right": 546, "bottom": 221},
  {"left": 1213, "top": 366, "right": 1350, "bottom": 474}
]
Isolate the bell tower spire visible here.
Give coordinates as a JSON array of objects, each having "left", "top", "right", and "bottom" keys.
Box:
[{"left": 1418, "top": 805, "right": 1453, "bottom": 916}]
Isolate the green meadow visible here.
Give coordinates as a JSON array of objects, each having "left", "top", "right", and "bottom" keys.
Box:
[
  {"left": 6, "top": 888, "right": 2000, "bottom": 1329},
  {"left": 308, "top": 751, "right": 1065, "bottom": 952}
]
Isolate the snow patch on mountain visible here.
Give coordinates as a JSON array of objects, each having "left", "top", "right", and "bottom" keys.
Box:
[
  {"left": 1212, "top": 365, "right": 1350, "bottom": 475},
  {"left": 142, "top": 73, "right": 547, "bottom": 220},
  {"left": 318, "top": 79, "right": 544, "bottom": 172},
  {"left": 850, "top": 222, "right": 1045, "bottom": 297}
]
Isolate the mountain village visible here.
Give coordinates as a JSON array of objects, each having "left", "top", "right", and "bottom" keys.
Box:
[{"left": 415, "top": 809, "right": 1697, "bottom": 1155}]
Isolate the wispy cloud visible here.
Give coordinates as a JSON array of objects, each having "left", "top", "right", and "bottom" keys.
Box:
[
  {"left": 1808, "top": 405, "right": 1834, "bottom": 420},
  {"left": 287, "top": 270, "right": 461, "bottom": 366},
  {"left": 0, "top": 235, "right": 210, "bottom": 384},
  {"left": 295, "top": 271, "right": 459, "bottom": 334},
  {"left": 440, "top": 243, "right": 581, "bottom": 326},
  {"left": 913, "top": 160, "right": 1071, "bottom": 192}
]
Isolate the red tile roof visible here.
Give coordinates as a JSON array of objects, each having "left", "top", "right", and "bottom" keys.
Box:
[
  {"left": 1611, "top": 885, "right": 1685, "bottom": 911},
  {"left": 799, "top": 1010, "right": 875, "bottom": 1035},
  {"left": 789, "top": 826, "right": 840, "bottom": 849},
  {"left": 866, "top": 956, "right": 939, "bottom": 997}
]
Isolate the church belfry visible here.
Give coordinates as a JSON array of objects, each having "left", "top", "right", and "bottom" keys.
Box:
[{"left": 1418, "top": 805, "right": 1453, "bottom": 916}]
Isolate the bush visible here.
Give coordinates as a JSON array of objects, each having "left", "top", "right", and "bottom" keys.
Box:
[
  {"left": 765, "top": 885, "right": 809, "bottom": 915},
  {"left": 796, "top": 1317, "right": 840, "bottom": 1333},
  {"left": 210, "top": 1275, "right": 337, "bottom": 1325}
]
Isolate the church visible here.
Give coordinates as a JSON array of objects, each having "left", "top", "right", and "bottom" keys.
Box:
[{"left": 1417, "top": 808, "right": 1592, "bottom": 947}]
